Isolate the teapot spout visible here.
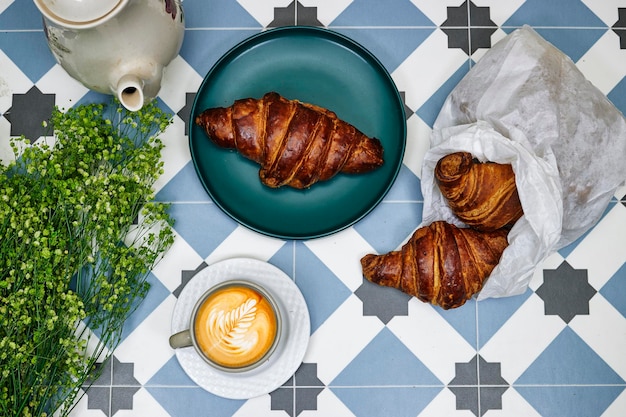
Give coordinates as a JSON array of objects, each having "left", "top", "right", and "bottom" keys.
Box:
[{"left": 116, "top": 74, "right": 145, "bottom": 112}]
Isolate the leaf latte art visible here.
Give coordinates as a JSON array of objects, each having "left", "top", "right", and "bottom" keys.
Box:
[
  {"left": 194, "top": 285, "right": 278, "bottom": 369},
  {"left": 207, "top": 298, "right": 259, "bottom": 353}
]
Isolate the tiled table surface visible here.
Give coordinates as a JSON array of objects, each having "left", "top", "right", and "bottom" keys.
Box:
[{"left": 2, "top": 1, "right": 626, "bottom": 416}]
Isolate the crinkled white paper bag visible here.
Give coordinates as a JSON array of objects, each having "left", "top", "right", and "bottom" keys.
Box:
[{"left": 422, "top": 26, "right": 626, "bottom": 299}]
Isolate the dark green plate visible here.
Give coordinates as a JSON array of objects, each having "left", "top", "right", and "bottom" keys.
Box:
[{"left": 189, "top": 26, "right": 406, "bottom": 239}]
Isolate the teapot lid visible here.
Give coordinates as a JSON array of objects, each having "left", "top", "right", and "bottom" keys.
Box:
[{"left": 35, "top": 0, "right": 127, "bottom": 27}]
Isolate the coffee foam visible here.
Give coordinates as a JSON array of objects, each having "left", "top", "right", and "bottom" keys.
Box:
[{"left": 194, "top": 285, "right": 277, "bottom": 369}]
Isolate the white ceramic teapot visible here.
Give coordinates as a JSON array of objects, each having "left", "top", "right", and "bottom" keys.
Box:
[{"left": 34, "top": 0, "right": 185, "bottom": 111}]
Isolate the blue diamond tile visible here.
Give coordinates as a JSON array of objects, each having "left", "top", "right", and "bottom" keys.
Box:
[
  {"left": 514, "top": 327, "right": 625, "bottom": 416},
  {"left": 0, "top": 32, "right": 57, "bottom": 82},
  {"left": 331, "top": 387, "right": 442, "bottom": 417},
  {"left": 146, "top": 356, "right": 196, "bottom": 387},
  {"left": 600, "top": 262, "right": 626, "bottom": 318},
  {"left": 331, "top": 0, "right": 434, "bottom": 27},
  {"left": 168, "top": 203, "right": 238, "bottom": 259},
  {"left": 0, "top": 1, "right": 44, "bottom": 30},
  {"left": 146, "top": 386, "right": 243, "bottom": 417},
  {"left": 477, "top": 288, "right": 533, "bottom": 348},
  {"left": 436, "top": 299, "right": 478, "bottom": 347},
  {"left": 72, "top": 91, "right": 112, "bottom": 107},
  {"left": 182, "top": 0, "right": 261, "bottom": 28},
  {"left": 121, "top": 272, "right": 170, "bottom": 340},
  {"left": 331, "top": 328, "right": 442, "bottom": 417},
  {"left": 503, "top": 0, "right": 605, "bottom": 28},
  {"left": 331, "top": 28, "right": 434, "bottom": 73},
  {"left": 178, "top": 29, "right": 260, "bottom": 77},
  {"left": 354, "top": 166, "right": 423, "bottom": 254},
  {"left": 332, "top": 327, "right": 442, "bottom": 386},
  {"left": 384, "top": 164, "right": 423, "bottom": 202},
  {"left": 270, "top": 242, "right": 350, "bottom": 333},
  {"left": 608, "top": 78, "right": 626, "bottom": 121},
  {"left": 417, "top": 62, "right": 470, "bottom": 128},
  {"left": 515, "top": 327, "right": 625, "bottom": 386},
  {"left": 155, "top": 161, "right": 212, "bottom": 202},
  {"left": 514, "top": 386, "right": 624, "bottom": 417},
  {"left": 353, "top": 201, "right": 423, "bottom": 255}
]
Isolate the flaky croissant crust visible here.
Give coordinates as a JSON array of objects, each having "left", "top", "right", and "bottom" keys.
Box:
[
  {"left": 195, "top": 92, "right": 384, "bottom": 189},
  {"left": 360, "top": 221, "right": 509, "bottom": 309},
  {"left": 435, "top": 152, "right": 523, "bottom": 231}
]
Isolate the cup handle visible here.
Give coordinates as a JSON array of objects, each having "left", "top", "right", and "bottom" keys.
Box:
[{"left": 169, "top": 330, "right": 192, "bottom": 349}]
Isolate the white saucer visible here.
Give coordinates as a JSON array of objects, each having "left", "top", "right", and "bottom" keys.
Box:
[{"left": 170, "top": 257, "right": 311, "bottom": 399}]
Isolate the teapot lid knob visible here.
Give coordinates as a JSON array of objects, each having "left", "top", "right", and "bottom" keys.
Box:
[{"left": 34, "top": 0, "right": 127, "bottom": 26}]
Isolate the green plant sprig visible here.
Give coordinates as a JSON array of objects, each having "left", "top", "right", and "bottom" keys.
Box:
[{"left": 0, "top": 100, "right": 175, "bottom": 417}]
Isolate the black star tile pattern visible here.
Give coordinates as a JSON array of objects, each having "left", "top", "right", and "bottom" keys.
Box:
[
  {"left": 441, "top": 0, "right": 497, "bottom": 55},
  {"left": 270, "top": 363, "right": 325, "bottom": 417},
  {"left": 178, "top": 92, "right": 196, "bottom": 136},
  {"left": 536, "top": 261, "right": 597, "bottom": 323},
  {"left": 269, "top": 1, "right": 323, "bottom": 28},
  {"left": 84, "top": 355, "right": 141, "bottom": 416},
  {"left": 612, "top": 8, "right": 626, "bottom": 49},
  {"left": 399, "top": 91, "right": 413, "bottom": 121},
  {"left": 354, "top": 279, "right": 411, "bottom": 324},
  {"left": 172, "top": 261, "right": 209, "bottom": 298},
  {"left": 448, "top": 355, "right": 508, "bottom": 417},
  {"left": 3, "top": 86, "right": 55, "bottom": 143}
]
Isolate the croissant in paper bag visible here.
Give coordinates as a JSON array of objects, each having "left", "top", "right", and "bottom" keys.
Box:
[
  {"left": 195, "top": 92, "right": 384, "bottom": 189},
  {"left": 435, "top": 152, "right": 523, "bottom": 231},
  {"left": 361, "top": 221, "right": 509, "bottom": 309}
]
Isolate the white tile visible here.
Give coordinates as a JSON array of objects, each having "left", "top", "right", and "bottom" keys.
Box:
[
  {"left": 474, "top": 0, "right": 526, "bottom": 26},
  {"left": 305, "top": 227, "right": 373, "bottom": 291},
  {"left": 495, "top": 388, "right": 543, "bottom": 417},
  {"left": 237, "top": 0, "right": 291, "bottom": 27},
  {"left": 387, "top": 300, "right": 476, "bottom": 384},
  {"left": 151, "top": 232, "right": 205, "bottom": 293},
  {"left": 404, "top": 114, "right": 432, "bottom": 179},
  {"left": 305, "top": 295, "right": 384, "bottom": 384},
  {"left": 0, "top": 0, "right": 14, "bottom": 15},
  {"left": 569, "top": 294, "right": 626, "bottom": 380},
  {"left": 37, "top": 64, "right": 89, "bottom": 109},
  {"left": 602, "top": 387, "right": 626, "bottom": 417},
  {"left": 233, "top": 395, "right": 280, "bottom": 416},
  {"left": 153, "top": 118, "right": 192, "bottom": 194},
  {"left": 582, "top": 0, "right": 625, "bottom": 26},
  {"left": 159, "top": 55, "right": 202, "bottom": 112},
  {"left": 301, "top": 0, "right": 353, "bottom": 26},
  {"left": 410, "top": 0, "right": 463, "bottom": 25},
  {"left": 206, "top": 226, "right": 285, "bottom": 265},
  {"left": 480, "top": 294, "right": 565, "bottom": 383},
  {"left": 393, "top": 29, "right": 469, "bottom": 112},
  {"left": 567, "top": 204, "right": 626, "bottom": 289},
  {"left": 527, "top": 251, "right": 565, "bottom": 292},
  {"left": 116, "top": 296, "right": 179, "bottom": 384},
  {"left": 302, "top": 389, "right": 356, "bottom": 417},
  {"left": 0, "top": 49, "right": 32, "bottom": 112},
  {"left": 577, "top": 31, "right": 626, "bottom": 94},
  {"left": 417, "top": 388, "right": 474, "bottom": 417},
  {"left": 0, "top": 117, "right": 13, "bottom": 165}
]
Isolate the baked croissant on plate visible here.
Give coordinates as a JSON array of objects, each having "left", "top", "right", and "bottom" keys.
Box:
[
  {"left": 360, "top": 221, "right": 509, "bottom": 309},
  {"left": 195, "top": 92, "right": 384, "bottom": 189},
  {"left": 435, "top": 152, "right": 523, "bottom": 231}
]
